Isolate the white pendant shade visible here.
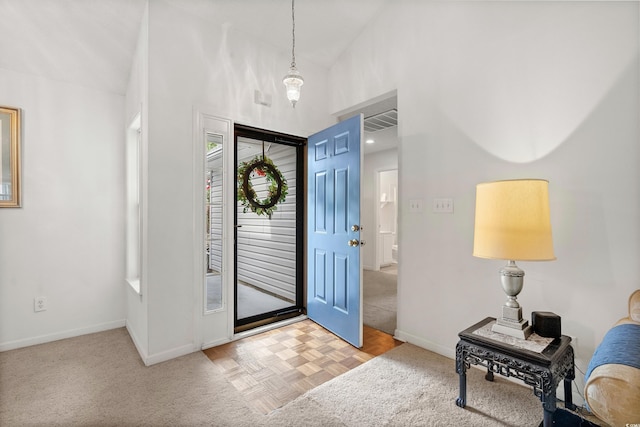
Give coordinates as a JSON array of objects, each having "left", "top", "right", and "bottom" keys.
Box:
[
  {"left": 284, "top": 0, "right": 303, "bottom": 107},
  {"left": 283, "top": 66, "right": 304, "bottom": 107}
]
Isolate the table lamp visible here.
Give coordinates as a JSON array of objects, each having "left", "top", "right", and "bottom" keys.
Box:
[{"left": 473, "top": 179, "right": 556, "bottom": 339}]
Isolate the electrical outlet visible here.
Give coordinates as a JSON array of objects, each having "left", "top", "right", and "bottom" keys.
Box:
[{"left": 34, "top": 296, "right": 47, "bottom": 312}]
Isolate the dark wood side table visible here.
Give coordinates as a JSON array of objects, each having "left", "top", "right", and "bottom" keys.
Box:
[{"left": 455, "top": 317, "right": 576, "bottom": 427}]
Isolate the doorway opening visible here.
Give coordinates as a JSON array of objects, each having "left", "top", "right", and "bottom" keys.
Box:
[
  {"left": 378, "top": 169, "right": 398, "bottom": 270},
  {"left": 233, "top": 124, "right": 306, "bottom": 333},
  {"left": 338, "top": 93, "right": 399, "bottom": 336}
]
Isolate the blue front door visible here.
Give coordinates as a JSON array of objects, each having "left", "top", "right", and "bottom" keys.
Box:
[{"left": 307, "top": 115, "right": 362, "bottom": 347}]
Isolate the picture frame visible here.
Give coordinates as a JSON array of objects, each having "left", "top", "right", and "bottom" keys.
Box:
[{"left": 0, "top": 106, "right": 21, "bottom": 207}]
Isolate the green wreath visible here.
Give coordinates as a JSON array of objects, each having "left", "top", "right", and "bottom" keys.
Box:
[{"left": 237, "top": 156, "right": 288, "bottom": 218}]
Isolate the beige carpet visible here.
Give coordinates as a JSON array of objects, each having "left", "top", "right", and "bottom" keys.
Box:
[
  {"left": 1, "top": 326, "right": 595, "bottom": 426},
  {"left": 0, "top": 328, "right": 262, "bottom": 427}
]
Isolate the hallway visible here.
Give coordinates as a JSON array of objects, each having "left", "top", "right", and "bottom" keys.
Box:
[{"left": 363, "top": 265, "right": 398, "bottom": 335}]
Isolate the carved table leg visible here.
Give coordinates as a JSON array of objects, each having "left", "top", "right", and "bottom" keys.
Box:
[
  {"left": 564, "top": 350, "right": 576, "bottom": 410},
  {"left": 541, "top": 391, "right": 557, "bottom": 427},
  {"left": 564, "top": 377, "right": 575, "bottom": 410},
  {"left": 485, "top": 363, "right": 494, "bottom": 382},
  {"left": 455, "top": 343, "right": 467, "bottom": 408},
  {"left": 456, "top": 370, "right": 467, "bottom": 408},
  {"left": 542, "top": 408, "right": 553, "bottom": 427}
]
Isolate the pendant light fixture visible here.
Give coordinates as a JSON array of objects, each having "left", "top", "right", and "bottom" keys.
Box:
[{"left": 283, "top": 0, "right": 304, "bottom": 107}]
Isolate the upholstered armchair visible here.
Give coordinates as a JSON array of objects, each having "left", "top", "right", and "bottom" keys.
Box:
[{"left": 584, "top": 289, "right": 640, "bottom": 427}]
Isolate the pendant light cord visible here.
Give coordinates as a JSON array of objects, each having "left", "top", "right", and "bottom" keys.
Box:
[{"left": 290, "top": 0, "right": 296, "bottom": 68}]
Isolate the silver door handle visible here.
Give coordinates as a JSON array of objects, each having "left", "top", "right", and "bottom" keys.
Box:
[{"left": 348, "top": 239, "right": 365, "bottom": 247}]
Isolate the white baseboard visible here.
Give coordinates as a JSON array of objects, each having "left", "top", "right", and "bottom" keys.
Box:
[
  {"left": 124, "top": 322, "right": 199, "bottom": 367},
  {"left": 0, "top": 319, "right": 126, "bottom": 352},
  {"left": 201, "top": 336, "right": 231, "bottom": 350},
  {"left": 125, "top": 321, "right": 148, "bottom": 363},
  {"left": 143, "top": 343, "right": 200, "bottom": 366},
  {"left": 125, "top": 322, "right": 207, "bottom": 366},
  {"left": 394, "top": 328, "right": 456, "bottom": 360}
]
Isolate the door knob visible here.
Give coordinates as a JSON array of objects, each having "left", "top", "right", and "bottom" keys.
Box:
[
  {"left": 351, "top": 225, "right": 360, "bottom": 232},
  {"left": 348, "top": 239, "right": 360, "bottom": 247}
]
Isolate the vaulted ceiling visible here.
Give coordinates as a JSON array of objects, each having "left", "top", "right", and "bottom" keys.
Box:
[{"left": 0, "top": 0, "right": 388, "bottom": 94}]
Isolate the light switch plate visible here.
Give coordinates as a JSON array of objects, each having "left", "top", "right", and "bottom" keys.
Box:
[
  {"left": 433, "top": 198, "right": 454, "bottom": 213},
  {"left": 409, "top": 199, "right": 423, "bottom": 213}
]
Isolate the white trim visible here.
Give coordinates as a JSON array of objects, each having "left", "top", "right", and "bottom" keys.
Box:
[
  {"left": 143, "top": 343, "right": 200, "bottom": 366},
  {"left": 393, "top": 328, "right": 455, "bottom": 360},
  {"left": 126, "top": 278, "right": 141, "bottom": 295},
  {"left": 192, "top": 107, "right": 205, "bottom": 351},
  {"left": 232, "top": 315, "right": 308, "bottom": 342},
  {"left": 125, "top": 320, "right": 148, "bottom": 362},
  {"left": 192, "top": 107, "right": 234, "bottom": 350},
  {"left": 223, "top": 120, "right": 235, "bottom": 341},
  {"left": 201, "top": 336, "right": 231, "bottom": 351},
  {"left": 0, "top": 320, "right": 126, "bottom": 352},
  {"left": 128, "top": 316, "right": 199, "bottom": 366},
  {"left": 125, "top": 111, "right": 143, "bottom": 296}
]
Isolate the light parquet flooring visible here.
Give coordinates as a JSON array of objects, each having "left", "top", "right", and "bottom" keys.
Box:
[{"left": 203, "top": 319, "right": 403, "bottom": 414}]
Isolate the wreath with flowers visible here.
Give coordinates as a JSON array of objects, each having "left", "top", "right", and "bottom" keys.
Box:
[{"left": 237, "top": 156, "right": 288, "bottom": 218}]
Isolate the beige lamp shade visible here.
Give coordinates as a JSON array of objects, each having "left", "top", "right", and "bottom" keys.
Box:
[{"left": 473, "top": 179, "right": 556, "bottom": 261}]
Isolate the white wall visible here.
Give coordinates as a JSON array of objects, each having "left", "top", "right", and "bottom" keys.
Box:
[
  {"left": 330, "top": 0, "right": 639, "bottom": 399},
  {"left": 133, "top": 0, "right": 333, "bottom": 361},
  {"left": 362, "top": 148, "right": 398, "bottom": 270},
  {"left": 0, "top": 68, "right": 125, "bottom": 350}
]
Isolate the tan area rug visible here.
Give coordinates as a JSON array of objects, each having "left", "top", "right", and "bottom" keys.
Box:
[{"left": 269, "top": 342, "right": 548, "bottom": 426}]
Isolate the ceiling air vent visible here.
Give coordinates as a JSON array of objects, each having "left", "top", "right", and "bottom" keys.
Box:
[{"left": 363, "top": 109, "right": 398, "bottom": 132}]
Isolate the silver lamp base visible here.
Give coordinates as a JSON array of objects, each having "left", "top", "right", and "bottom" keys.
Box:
[
  {"left": 491, "top": 260, "right": 533, "bottom": 340},
  {"left": 491, "top": 305, "right": 533, "bottom": 339}
]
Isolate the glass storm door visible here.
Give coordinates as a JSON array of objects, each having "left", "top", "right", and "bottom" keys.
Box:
[{"left": 234, "top": 125, "right": 305, "bottom": 332}]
